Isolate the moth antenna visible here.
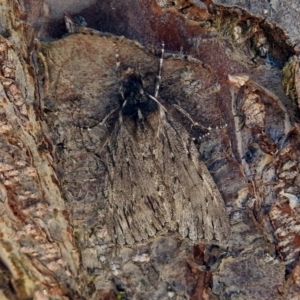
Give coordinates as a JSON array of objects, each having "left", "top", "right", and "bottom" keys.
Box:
[
  {"left": 154, "top": 41, "right": 165, "bottom": 98},
  {"left": 173, "top": 104, "right": 227, "bottom": 136},
  {"left": 148, "top": 94, "right": 167, "bottom": 112},
  {"left": 114, "top": 42, "right": 121, "bottom": 71},
  {"left": 198, "top": 123, "right": 228, "bottom": 139},
  {"left": 173, "top": 104, "right": 202, "bottom": 128},
  {"left": 75, "top": 107, "right": 119, "bottom": 130},
  {"left": 99, "top": 107, "right": 119, "bottom": 125}
]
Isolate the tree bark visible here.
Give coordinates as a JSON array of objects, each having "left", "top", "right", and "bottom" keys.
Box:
[{"left": 0, "top": 1, "right": 300, "bottom": 299}]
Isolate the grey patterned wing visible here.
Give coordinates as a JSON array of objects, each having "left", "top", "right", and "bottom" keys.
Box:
[
  {"left": 104, "top": 125, "right": 170, "bottom": 245},
  {"left": 161, "top": 118, "right": 230, "bottom": 242},
  {"left": 104, "top": 113, "right": 230, "bottom": 245}
]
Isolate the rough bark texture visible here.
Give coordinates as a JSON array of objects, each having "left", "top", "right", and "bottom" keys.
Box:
[{"left": 0, "top": 0, "right": 300, "bottom": 299}]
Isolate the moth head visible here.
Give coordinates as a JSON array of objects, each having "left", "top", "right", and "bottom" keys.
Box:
[{"left": 120, "top": 68, "right": 159, "bottom": 123}]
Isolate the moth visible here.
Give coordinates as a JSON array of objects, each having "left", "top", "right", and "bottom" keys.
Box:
[
  {"left": 100, "top": 43, "right": 230, "bottom": 245},
  {"left": 42, "top": 21, "right": 230, "bottom": 245}
]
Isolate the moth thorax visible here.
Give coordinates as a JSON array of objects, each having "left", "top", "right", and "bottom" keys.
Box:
[{"left": 122, "top": 104, "right": 161, "bottom": 142}]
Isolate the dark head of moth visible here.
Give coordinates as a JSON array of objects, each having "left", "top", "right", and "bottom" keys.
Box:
[
  {"left": 120, "top": 68, "right": 159, "bottom": 124},
  {"left": 115, "top": 66, "right": 165, "bottom": 142},
  {"left": 102, "top": 44, "right": 230, "bottom": 246}
]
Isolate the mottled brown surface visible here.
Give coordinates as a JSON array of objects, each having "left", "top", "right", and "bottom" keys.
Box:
[
  {"left": 0, "top": 0, "right": 300, "bottom": 299},
  {"left": 214, "top": 0, "right": 300, "bottom": 46}
]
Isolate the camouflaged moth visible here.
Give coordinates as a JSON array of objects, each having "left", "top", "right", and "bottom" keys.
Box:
[{"left": 101, "top": 43, "right": 230, "bottom": 245}]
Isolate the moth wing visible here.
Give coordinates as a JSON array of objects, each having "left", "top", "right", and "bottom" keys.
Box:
[
  {"left": 105, "top": 126, "right": 173, "bottom": 245},
  {"left": 162, "top": 121, "right": 230, "bottom": 242},
  {"left": 104, "top": 119, "right": 230, "bottom": 245}
]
